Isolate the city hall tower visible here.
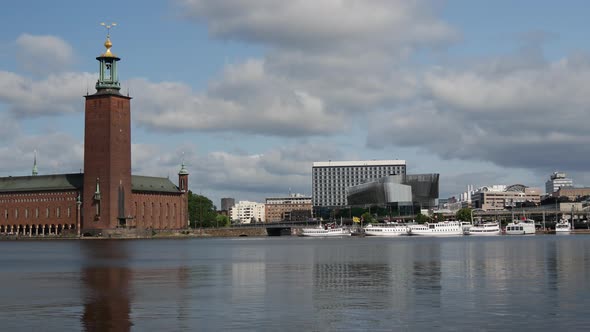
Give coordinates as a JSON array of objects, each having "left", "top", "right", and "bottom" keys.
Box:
[{"left": 83, "top": 27, "right": 132, "bottom": 231}]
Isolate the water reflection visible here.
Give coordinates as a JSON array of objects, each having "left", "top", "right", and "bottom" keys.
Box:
[{"left": 81, "top": 241, "right": 132, "bottom": 332}]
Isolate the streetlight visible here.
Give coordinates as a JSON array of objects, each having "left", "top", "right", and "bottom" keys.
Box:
[{"left": 76, "top": 193, "right": 82, "bottom": 238}]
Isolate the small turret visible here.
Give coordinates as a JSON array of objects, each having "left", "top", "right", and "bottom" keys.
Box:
[{"left": 178, "top": 160, "right": 189, "bottom": 192}]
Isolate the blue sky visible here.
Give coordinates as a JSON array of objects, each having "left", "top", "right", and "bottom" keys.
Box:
[{"left": 2, "top": 0, "right": 590, "bottom": 206}]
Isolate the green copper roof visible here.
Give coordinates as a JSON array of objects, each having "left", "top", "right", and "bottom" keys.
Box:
[
  {"left": 178, "top": 161, "right": 189, "bottom": 175},
  {"left": 131, "top": 175, "right": 181, "bottom": 193},
  {"left": 0, "top": 174, "right": 82, "bottom": 192},
  {"left": 0, "top": 173, "right": 181, "bottom": 194}
]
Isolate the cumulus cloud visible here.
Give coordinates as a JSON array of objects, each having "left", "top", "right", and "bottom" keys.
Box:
[
  {"left": 131, "top": 59, "right": 346, "bottom": 136},
  {"left": 0, "top": 131, "right": 83, "bottom": 176},
  {"left": 0, "top": 71, "right": 94, "bottom": 117},
  {"left": 176, "top": 0, "right": 458, "bottom": 50},
  {"left": 16, "top": 34, "right": 75, "bottom": 75},
  {"left": 367, "top": 53, "right": 590, "bottom": 173}
]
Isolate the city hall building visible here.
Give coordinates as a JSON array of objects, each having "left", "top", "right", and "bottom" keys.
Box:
[{"left": 0, "top": 33, "right": 189, "bottom": 236}]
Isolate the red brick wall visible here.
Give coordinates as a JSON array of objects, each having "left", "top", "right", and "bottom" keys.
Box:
[
  {"left": 83, "top": 93, "right": 132, "bottom": 231},
  {"left": 131, "top": 191, "right": 188, "bottom": 229},
  {"left": 0, "top": 190, "right": 80, "bottom": 233}
]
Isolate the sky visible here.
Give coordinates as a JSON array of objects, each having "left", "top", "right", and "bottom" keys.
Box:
[{"left": 2, "top": 0, "right": 590, "bottom": 207}]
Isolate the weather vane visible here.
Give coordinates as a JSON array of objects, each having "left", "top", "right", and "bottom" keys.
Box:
[{"left": 100, "top": 22, "right": 117, "bottom": 37}]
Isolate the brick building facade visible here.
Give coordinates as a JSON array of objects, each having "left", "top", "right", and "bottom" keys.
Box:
[{"left": 0, "top": 34, "right": 188, "bottom": 236}]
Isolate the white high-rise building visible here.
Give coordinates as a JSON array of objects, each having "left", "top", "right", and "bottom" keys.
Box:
[
  {"left": 230, "top": 201, "right": 265, "bottom": 224},
  {"left": 545, "top": 172, "right": 573, "bottom": 194},
  {"left": 312, "top": 160, "right": 406, "bottom": 207}
]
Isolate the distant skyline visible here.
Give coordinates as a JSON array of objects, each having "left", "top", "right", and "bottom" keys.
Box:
[{"left": 1, "top": 0, "right": 589, "bottom": 206}]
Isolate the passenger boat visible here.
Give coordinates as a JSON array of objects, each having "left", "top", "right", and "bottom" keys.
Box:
[
  {"left": 465, "top": 222, "right": 501, "bottom": 236},
  {"left": 408, "top": 221, "right": 464, "bottom": 236},
  {"left": 505, "top": 219, "right": 536, "bottom": 235},
  {"left": 555, "top": 219, "right": 571, "bottom": 234},
  {"left": 363, "top": 223, "right": 411, "bottom": 237},
  {"left": 301, "top": 222, "right": 350, "bottom": 237}
]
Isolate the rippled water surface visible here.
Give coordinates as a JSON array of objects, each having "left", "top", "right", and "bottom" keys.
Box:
[{"left": 1, "top": 235, "right": 589, "bottom": 331}]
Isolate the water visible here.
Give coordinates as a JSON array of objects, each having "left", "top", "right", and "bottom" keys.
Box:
[{"left": 0, "top": 235, "right": 589, "bottom": 331}]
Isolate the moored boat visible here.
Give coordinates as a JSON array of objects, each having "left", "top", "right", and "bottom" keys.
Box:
[
  {"left": 408, "top": 221, "right": 464, "bottom": 236},
  {"left": 301, "top": 222, "right": 350, "bottom": 237},
  {"left": 555, "top": 219, "right": 571, "bottom": 234},
  {"left": 505, "top": 219, "right": 536, "bottom": 235},
  {"left": 465, "top": 222, "right": 501, "bottom": 236},
  {"left": 364, "top": 223, "right": 411, "bottom": 237}
]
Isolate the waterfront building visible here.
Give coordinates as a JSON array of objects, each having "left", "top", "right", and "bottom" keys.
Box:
[
  {"left": 230, "top": 201, "right": 265, "bottom": 223},
  {"left": 553, "top": 187, "right": 590, "bottom": 201},
  {"left": 471, "top": 185, "right": 541, "bottom": 210},
  {"left": 546, "top": 172, "right": 573, "bottom": 194},
  {"left": 312, "top": 160, "right": 406, "bottom": 207},
  {"left": 265, "top": 194, "right": 312, "bottom": 222},
  {"left": 0, "top": 32, "right": 188, "bottom": 236},
  {"left": 220, "top": 198, "right": 235, "bottom": 212},
  {"left": 346, "top": 174, "right": 439, "bottom": 211}
]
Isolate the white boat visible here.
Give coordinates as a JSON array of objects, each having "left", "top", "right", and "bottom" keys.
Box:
[
  {"left": 505, "top": 219, "right": 536, "bottom": 235},
  {"left": 408, "top": 221, "right": 464, "bottom": 236},
  {"left": 465, "top": 222, "right": 501, "bottom": 236},
  {"left": 364, "top": 223, "right": 411, "bottom": 237},
  {"left": 301, "top": 223, "right": 351, "bottom": 237},
  {"left": 555, "top": 219, "right": 571, "bottom": 234}
]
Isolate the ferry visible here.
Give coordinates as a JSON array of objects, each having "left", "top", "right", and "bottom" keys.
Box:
[
  {"left": 301, "top": 223, "right": 351, "bottom": 237},
  {"left": 408, "top": 221, "right": 464, "bottom": 236},
  {"left": 364, "top": 223, "right": 411, "bottom": 237},
  {"left": 465, "top": 222, "right": 501, "bottom": 236},
  {"left": 505, "top": 219, "right": 536, "bottom": 235},
  {"left": 555, "top": 219, "right": 571, "bottom": 234}
]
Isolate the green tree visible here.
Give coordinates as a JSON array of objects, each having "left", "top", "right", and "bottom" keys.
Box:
[
  {"left": 455, "top": 208, "right": 472, "bottom": 222},
  {"left": 415, "top": 213, "right": 430, "bottom": 224},
  {"left": 215, "top": 214, "right": 230, "bottom": 228},
  {"left": 188, "top": 191, "right": 218, "bottom": 228},
  {"left": 361, "top": 212, "right": 375, "bottom": 224}
]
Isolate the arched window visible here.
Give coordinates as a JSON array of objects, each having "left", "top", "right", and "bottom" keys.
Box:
[
  {"left": 46, "top": 207, "right": 50, "bottom": 218},
  {"left": 14, "top": 208, "right": 18, "bottom": 219},
  {"left": 56, "top": 207, "right": 60, "bottom": 218},
  {"left": 35, "top": 208, "right": 39, "bottom": 218}
]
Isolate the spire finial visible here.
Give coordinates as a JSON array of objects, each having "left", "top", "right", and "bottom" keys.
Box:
[
  {"left": 32, "top": 149, "right": 38, "bottom": 176},
  {"left": 179, "top": 153, "right": 189, "bottom": 175},
  {"left": 99, "top": 22, "right": 117, "bottom": 57}
]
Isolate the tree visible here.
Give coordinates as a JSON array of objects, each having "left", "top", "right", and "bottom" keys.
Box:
[
  {"left": 215, "top": 214, "right": 230, "bottom": 228},
  {"left": 415, "top": 213, "right": 430, "bottom": 224},
  {"left": 455, "top": 208, "right": 472, "bottom": 222},
  {"left": 188, "top": 191, "right": 218, "bottom": 228},
  {"left": 361, "top": 212, "right": 375, "bottom": 224}
]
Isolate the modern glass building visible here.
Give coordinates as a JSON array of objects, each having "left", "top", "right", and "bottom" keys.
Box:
[
  {"left": 346, "top": 174, "right": 439, "bottom": 210},
  {"left": 312, "top": 160, "right": 406, "bottom": 207}
]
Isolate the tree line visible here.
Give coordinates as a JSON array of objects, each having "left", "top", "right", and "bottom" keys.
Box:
[{"left": 188, "top": 191, "right": 230, "bottom": 228}]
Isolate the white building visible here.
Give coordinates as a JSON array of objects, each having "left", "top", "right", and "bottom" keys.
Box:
[
  {"left": 230, "top": 201, "right": 266, "bottom": 224},
  {"left": 545, "top": 171, "right": 573, "bottom": 194},
  {"left": 312, "top": 160, "right": 406, "bottom": 207}
]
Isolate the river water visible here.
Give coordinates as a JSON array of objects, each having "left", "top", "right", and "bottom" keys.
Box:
[{"left": 0, "top": 235, "right": 589, "bottom": 331}]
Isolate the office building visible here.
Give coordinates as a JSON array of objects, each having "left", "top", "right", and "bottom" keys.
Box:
[
  {"left": 312, "top": 160, "right": 406, "bottom": 207},
  {"left": 546, "top": 172, "right": 573, "bottom": 194},
  {"left": 265, "top": 194, "right": 312, "bottom": 222}
]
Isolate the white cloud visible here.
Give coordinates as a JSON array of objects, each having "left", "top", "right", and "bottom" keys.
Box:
[
  {"left": 131, "top": 60, "right": 346, "bottom": 136},
  {"left": 16, "top": 34, "right": 74, "bottom": 75},
  {"left": 367, "top": 54, "right": 590, "bottom": 173},
  {"left": 177, "top": 0, "right": 458, "bottom": 50},
  {"left": 0, "top": 71, "right": 94, "bottom": 117}
]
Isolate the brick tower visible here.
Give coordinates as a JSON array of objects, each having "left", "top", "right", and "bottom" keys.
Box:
[{"left": 83, "top": 28, "right": 132, "bottom": 233}]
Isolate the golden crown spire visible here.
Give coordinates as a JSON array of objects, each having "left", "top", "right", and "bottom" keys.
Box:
[{"left": 99, "top": 22, "right": 117, "bottom": 57}]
